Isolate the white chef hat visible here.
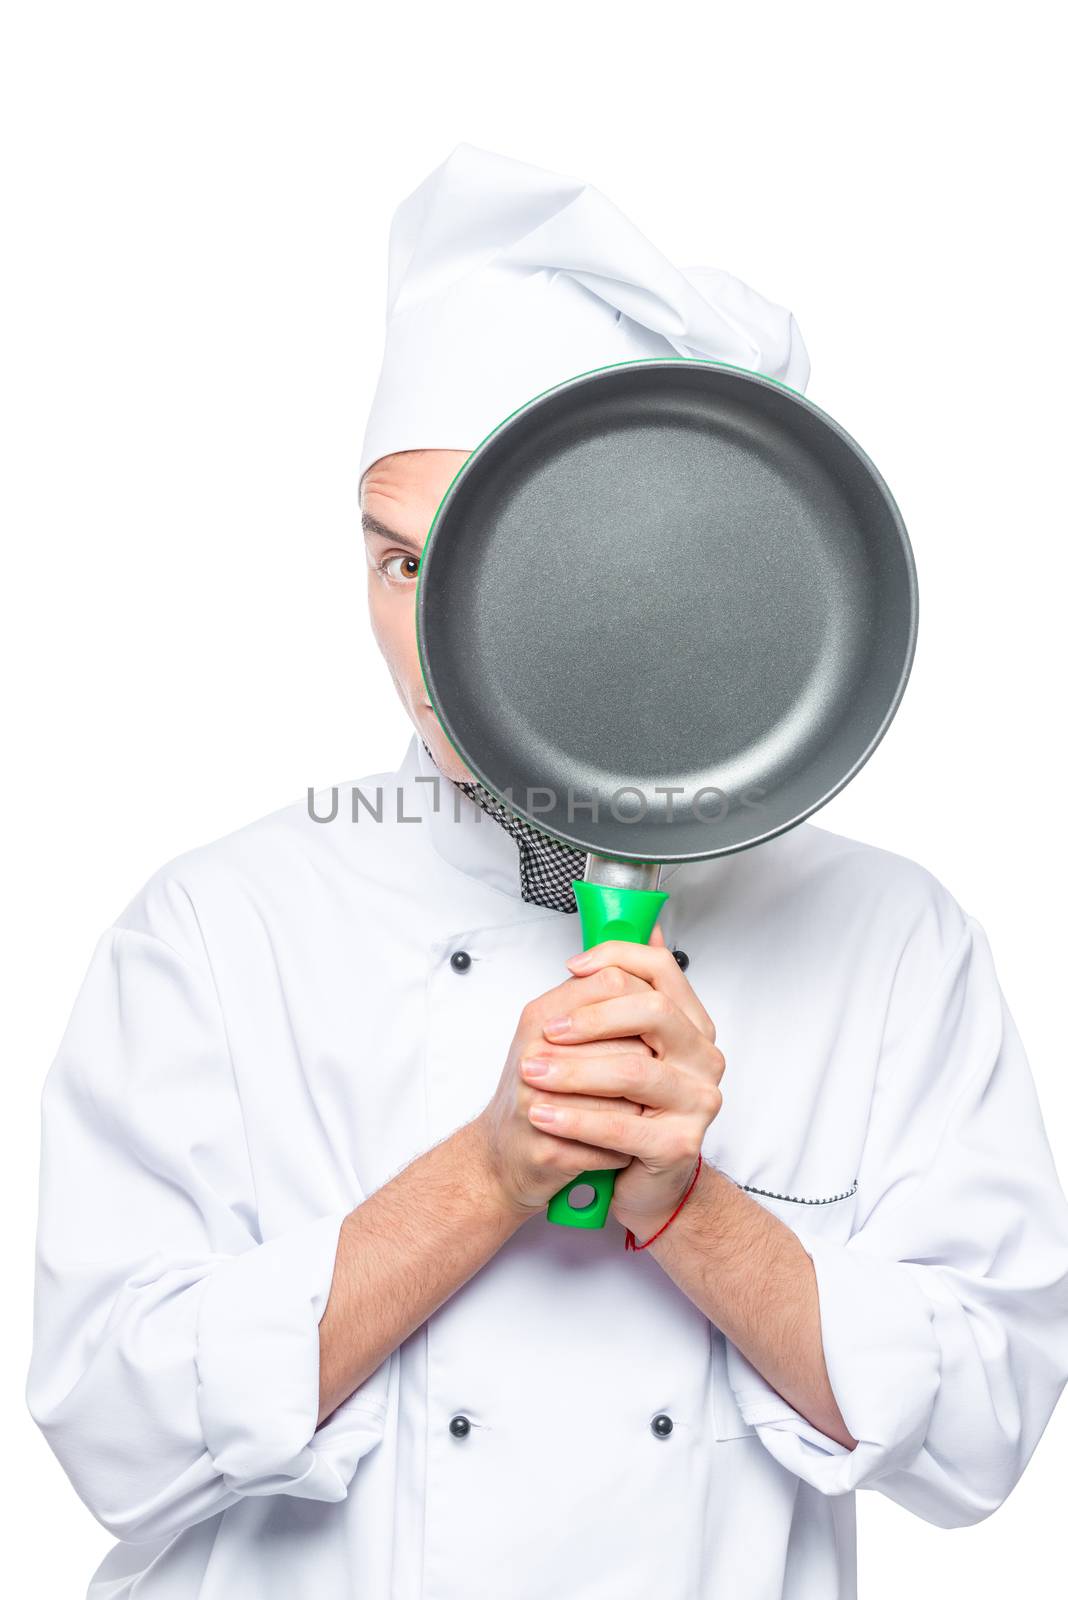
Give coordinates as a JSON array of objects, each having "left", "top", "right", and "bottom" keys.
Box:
[{"left": 358, "top": 143, "right": 811, "bottom": 483}]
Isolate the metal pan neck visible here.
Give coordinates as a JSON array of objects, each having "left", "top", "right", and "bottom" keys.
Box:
[{"left": 583, "top": 855, "right": 662, "bottom": 893}]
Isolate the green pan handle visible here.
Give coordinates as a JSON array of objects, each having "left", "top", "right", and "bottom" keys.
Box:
[{"left": 545, "top": 878, "right": 669, "bottom": 1229}]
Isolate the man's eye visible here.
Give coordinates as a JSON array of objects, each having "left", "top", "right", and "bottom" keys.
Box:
[{"left": 378, "top": 553, "right": 421, "bottom": 583}]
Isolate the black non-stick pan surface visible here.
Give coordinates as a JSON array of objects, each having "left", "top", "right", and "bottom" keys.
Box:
[{"left": 417, "top": 359, "right": 916, "bottom": 865}]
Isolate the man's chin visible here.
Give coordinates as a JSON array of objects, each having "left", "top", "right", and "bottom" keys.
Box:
[
  {"left": 436, "top": 751, "right": 474, "bottom": 784},
  {"left": 414, "top": 713, "right": 473, "bottom": 783}
]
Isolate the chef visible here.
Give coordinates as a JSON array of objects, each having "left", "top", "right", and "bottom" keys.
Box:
[{"left": 28, "top": 143, "right": 1068, "bottom": 1600}]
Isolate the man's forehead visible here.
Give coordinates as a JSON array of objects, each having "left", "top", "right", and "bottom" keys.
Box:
[
  {"left": 360, "top": 449, "right": 470, "bottom": 540},
  {"left": 362, "top": 448, "right": 468, "bottom": 492}
]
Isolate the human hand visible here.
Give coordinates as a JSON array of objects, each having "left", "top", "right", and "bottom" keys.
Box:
[
  {"left": 472, "top": 967, "right": 655, "bottom": 1217},
  {"left": 517, "top": 924, "right": 725, "bottom": 1241}
]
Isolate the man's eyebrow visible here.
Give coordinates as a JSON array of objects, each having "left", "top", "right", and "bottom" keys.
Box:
[{"left": 361, "top": 511, "right": 423, "bottom": 552}]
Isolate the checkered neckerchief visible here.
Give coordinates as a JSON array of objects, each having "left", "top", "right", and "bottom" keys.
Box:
[{"left": 422, "top": 740, "right": 583, "bottom": 914}]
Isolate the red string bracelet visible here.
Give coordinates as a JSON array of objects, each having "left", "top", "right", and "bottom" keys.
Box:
[{"left": 624, "top": 1154, "right": 703, "bottom": 1251}]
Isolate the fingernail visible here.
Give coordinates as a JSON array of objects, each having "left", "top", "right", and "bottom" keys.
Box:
[
  {"left": 523, "top": 1057, "right": 552, "bottom": 1078},
  {"left": 544, "top": 1016, "right": 572, "bottom": 1034},
  {"left": 529, "top": 1103, "right": 557, "bottom": 1123},
  {"left": 566, "top": 951, "right": 594, "bottom": 970}
]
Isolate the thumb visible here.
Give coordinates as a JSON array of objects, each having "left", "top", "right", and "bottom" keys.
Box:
[{"left": 649, "top": 921, "right": 667, "bottom": 948}]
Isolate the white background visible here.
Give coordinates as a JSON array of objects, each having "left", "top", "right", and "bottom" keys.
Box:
[{"left": 2, "top": 3, "right": 1065, "bottom": 1593}]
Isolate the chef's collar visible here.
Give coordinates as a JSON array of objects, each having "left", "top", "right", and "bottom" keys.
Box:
[
  {"left": 410, "top": 733, "right": 569, "bottom": 908},
  {"left": 421, "top": 738, "right": 583, "bottom": 914},
  {"left": 409, "top": 732, "right": 683, "bottom": 907}
]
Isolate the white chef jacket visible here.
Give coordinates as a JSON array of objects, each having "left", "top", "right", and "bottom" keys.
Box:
[{"left": 28, "top": 732, "right": 1068, "bottom": 1600}]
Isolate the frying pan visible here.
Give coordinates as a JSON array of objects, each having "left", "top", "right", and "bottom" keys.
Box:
[{"left": 416, "top": 358, "right": 917, "bottom": 1230}]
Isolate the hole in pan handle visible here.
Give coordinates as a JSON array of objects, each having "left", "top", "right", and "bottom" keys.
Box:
[{"left": 545, "top": 858, "right": 668, "bottom": 1230}]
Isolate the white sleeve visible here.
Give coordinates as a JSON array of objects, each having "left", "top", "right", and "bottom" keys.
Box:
[
  {"left": 726, "top": 912, "right": 1068, "bottom": 1526},
  {"left": 27, "top": 901, "right": 390, "bottom": 1544}
]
